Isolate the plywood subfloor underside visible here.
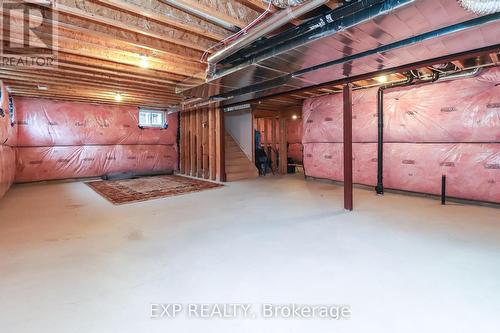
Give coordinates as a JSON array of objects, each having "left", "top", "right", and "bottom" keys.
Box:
[{"left": 0, "top": 174, "right": 499, "bottom": 332}]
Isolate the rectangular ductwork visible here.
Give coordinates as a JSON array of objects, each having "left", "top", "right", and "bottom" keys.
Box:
[{"left": 180, "top": 0, "right": 500, "bottom": 110}]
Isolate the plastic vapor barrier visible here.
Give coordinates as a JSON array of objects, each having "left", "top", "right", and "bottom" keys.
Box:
[
  {"left": 302, "top": 68, "right": 500, "bottom": 203},
  {"left": 12, "top": 97, "right": 178, "bottom": 183}
]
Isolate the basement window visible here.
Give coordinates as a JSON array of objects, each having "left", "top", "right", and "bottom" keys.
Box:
[{"left": 138, "top": 109, "right": 167, "bottom": 128}]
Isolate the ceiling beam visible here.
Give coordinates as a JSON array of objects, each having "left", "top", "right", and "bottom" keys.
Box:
[
  {"left": 451, "top": 60, "right": 465, "bottom": 69},
  {"left": 54, "top": 4, "right": 211, "bottom": 52},
  {"left": 3, "top": 67, "right": 176, "bottom": 91},
  {"left": 159, "top": 0, "right": 248, "bottom": 31},
  {"left": 91, "top": 0, "right": 228, "bottom": 41},
  {"left": 1, "top": 74, "right": 178, "bottom": 98},
  {"left": 4, "top": 28, "right": 205, "bottom": 79},
  {"left": 10, "top": 90, "right": 172, "bottom": 107},
  {"left": 489, "top": 53, "right": 499, "bottom": 64}
]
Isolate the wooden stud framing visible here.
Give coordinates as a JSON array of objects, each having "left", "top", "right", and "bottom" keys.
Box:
[
  {"left": 209, "top": 107, "right": 217, "bottom": 180},
  {"left": 216, "top": 107, "right": 226, "bottom": 182},
  {"left": 180, "top": 112, "right": 186, "bottom": 174},
  {"left": 271, "top": 117, "right": 277, "bottom": 173},
  {"left": 202, "top": 110, "right": 210, "bottom": 179},
  {"left": 190, "top": 111, "right": 196, "bottom": 176},
  {"left": 185, "top": 111, "right": 191, "bottom": 175},
  {"left": 196, "top": 110, "right": 203, "bottom": 178},
  {"left": 279, "top": 116, "right": 287, "bottom": 175}
]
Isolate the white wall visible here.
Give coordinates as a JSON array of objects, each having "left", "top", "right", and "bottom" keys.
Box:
[{"left": 225, "top": 110, "right": 252, "bottom": 160}]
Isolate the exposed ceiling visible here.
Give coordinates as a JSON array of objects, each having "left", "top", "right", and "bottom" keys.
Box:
[
  {"left": 182, "top": 0, "right": 500, "bottom": 110},
  {"left": 0, "top": 0, "right": 343, "bottom": 107},
  {"left": 252, "top": 52, "right": 500, "bottom": 116}
]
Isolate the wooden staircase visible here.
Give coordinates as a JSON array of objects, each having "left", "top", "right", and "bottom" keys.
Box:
[{"left": 225, "top": 132, "right": 259, "bottom": 181}]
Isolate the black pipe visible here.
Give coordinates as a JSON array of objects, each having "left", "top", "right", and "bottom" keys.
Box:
[
  {"left": 375, "top": 73, "right": 414, "bottom": 195},
  {"left": 441, "top": 175, "right": 446, "bottom": 205},
  {"left": 375, "top": 71, "right": 441, "bottom": 195}
]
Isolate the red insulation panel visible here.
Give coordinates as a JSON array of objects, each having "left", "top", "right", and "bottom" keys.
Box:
[
  {"left": 12, "top": 97, "right": 178, "bottom": 183},
  {"left": 14, "top": 97, "right": 177, "bottom": 146},
  {"left": 302, "top": 68, "right": 500, "bottom": 203},
  {"left": 15, "top": 145, "right": 177, "bottom": 183}
]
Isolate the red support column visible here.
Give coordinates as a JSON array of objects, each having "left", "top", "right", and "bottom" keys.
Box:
[{"left": 343, "top": 84, "right": 353, "bottom": 211}]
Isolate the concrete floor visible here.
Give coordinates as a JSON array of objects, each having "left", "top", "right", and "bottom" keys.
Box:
[{"left": 0, "top": 174, "right": 499, "bottom": 333}]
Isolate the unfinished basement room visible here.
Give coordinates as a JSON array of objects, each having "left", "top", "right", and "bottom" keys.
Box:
[{"left": 0, "top": 0, "right": 499, "bottom": 332}]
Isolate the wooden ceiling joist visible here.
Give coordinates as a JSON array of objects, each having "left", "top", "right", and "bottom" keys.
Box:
[
  {"left": 1, "top": 74, "right": 178, "bottom": 98},
  {"left": 4, "top": 29, "right": 205, "bottom": 79},
  {"left": 54, "top": 4, "right": 212, "bottom": 53},
  {"left": 160, "top": 0, "right": 259, "bottom": 30},
  {"left": 91, "top": 0, "right": 228, "bottom": 41},
  {"left": 489, "top": 53, "right": 499, "bottom": 64}
]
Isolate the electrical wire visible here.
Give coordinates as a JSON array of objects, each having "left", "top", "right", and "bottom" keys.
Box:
[{"left": 200, "top": 1, "right": 274, "bottom": 63}]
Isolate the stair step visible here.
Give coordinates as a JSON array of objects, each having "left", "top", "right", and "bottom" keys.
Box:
[
  {"left": 226, "top": 158, "right": 251, "bottom": 167},
  {"left": 226, "top": 151, "right": 248, "bottom": 158},
  {"left": 226, "top": 163, "right": 255, "bottom": 173},
  {"left": 224, "top": 130, "right": 259, "bottom": 181},
  {"left": 226, "top": 169, "right": 259, "bottom": 182}
]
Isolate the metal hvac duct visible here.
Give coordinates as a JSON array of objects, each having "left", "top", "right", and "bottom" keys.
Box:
[
  {"left": 459, "top": 0, "right": 500, "bottom": 14},
  {"left": 437, "top": 66, "right": 483, "bottom": 81},
  {"left": 207, "top": 0, "right": 329, "bottom": 66},
  {"left": 210, "top": 12, "right": 499, "bottom": 101}
]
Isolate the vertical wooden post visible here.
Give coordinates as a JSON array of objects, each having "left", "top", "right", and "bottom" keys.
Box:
[
  {"left": 209, "top": 107, "right": 216, "bottom": 180},
  {"left": 279, "top": 116, "right": 287, "bottom": 174},
  {"left": 185, "top": 111, "right": 191, "bottom": 175},
  {"left": 180, "top": 112, "right": 185, "bottom": 174},
  {"left": 202, "top": 109, "right": 209, "bottom": 179},
  {"left": 343, "top": 84, "right": 353, "bottom": 211},
  {"left": 251, "top": 111, "right": 255, "bottom": 163},
  {"left": 271, "top": 117, "right": 277, "bottom": 172},
  {"left": 190, "top": 111, "right": 196, "bottom": 176},
  {"left": 263, "top": 118, "right": 269, "bottom": 150},
  {"left": 215, "top": 107, "right": 226, "bottom": 182},
  {"left": 196, "top": 110, "right": 203, "bottom": 178}
]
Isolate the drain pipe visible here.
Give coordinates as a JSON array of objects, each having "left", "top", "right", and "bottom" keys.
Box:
[
  {"left": 375, "top": 71, "right": 441, "bottom": 195},
  {"left": 374, "top": 65, "right": 482, "bottom": 195},
  {"left": 207, "top": 0, "right": 329, "bottom": 66},
  {"left": 375, "top": 73, "right": 414, "bottom": 195}
]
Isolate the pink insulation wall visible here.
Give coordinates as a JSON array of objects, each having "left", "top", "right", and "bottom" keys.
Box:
[
  {"left": 0, "top": 81, "right": 16, "bottom": 199},
  {"left": 302, "top": 68, "right": 500, "bottom": 203},
  {"left": 13, "top": 97, "right": 178, "bottom": 183}
]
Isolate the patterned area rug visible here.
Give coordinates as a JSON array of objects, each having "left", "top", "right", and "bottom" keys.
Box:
[{"left": 87, "top": 175, "right": 223, "bottom": 205}]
